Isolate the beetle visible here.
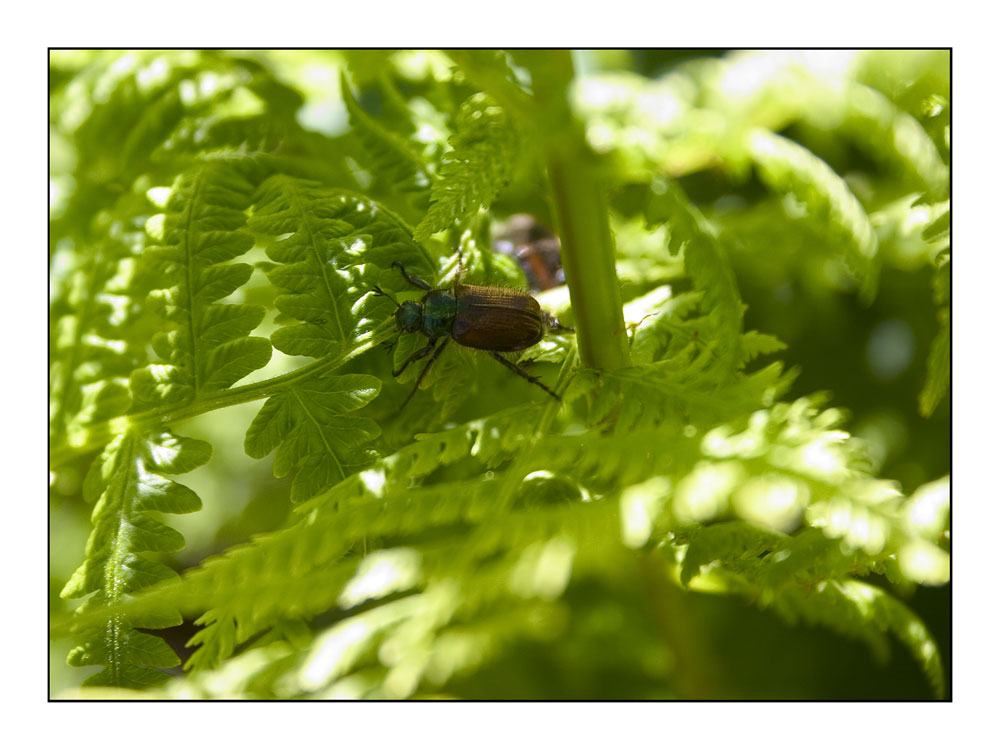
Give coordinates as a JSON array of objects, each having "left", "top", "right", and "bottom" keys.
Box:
[{"left": 373, "top": 260, "right": 571, "bottom": 406}]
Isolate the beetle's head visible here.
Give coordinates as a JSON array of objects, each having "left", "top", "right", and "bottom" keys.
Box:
[{"left": 395, "top": 300, "right": 423, "bottom": 333}]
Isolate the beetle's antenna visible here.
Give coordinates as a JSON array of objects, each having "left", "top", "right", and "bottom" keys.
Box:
[{"left": 371, "top": 285, "right": 400, "bottom": 309}]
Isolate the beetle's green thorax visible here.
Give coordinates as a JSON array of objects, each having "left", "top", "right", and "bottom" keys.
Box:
[
  {"left": 395, "top": 300, "right": 423, "bottom": 333},
  {"left": 420, "top": 290, "right": 459, "bottom": 338}
]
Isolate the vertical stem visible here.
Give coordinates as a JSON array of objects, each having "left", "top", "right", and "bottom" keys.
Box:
[
  {"left": 529, "top": 50, "right": 631, "bottom": 371},
  {"left": 547, "top": 151, "right": 630, "bottom": 370}
]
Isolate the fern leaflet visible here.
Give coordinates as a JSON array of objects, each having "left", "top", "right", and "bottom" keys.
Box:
[
  {"left": 61, "top": 429, "right": 210, "bottom": 687},
  {"left": 340, "top": 72, "right": 432, "bottom": 202},
  {"left": 747, "top": 129, "right": 880, "bottom": 302},
  {"left": 245, "top": 373, "right": 382, "bottom": 503},
  {"left": 130, "top": 161, "right": 271, "bottom": 410},
  {"left": 247, "top": 175, "right": 432, "bottom": 359},
  {"left": 644, "top": 179, "right": 746, "bottom": 380},
  {"left": 414, "top": 93, "right": 518, "bottom": 241}
]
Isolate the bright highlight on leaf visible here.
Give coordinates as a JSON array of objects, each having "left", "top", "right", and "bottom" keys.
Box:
[
  {"left": 620, "top": 477, "right": 672, "bottom": 549},
  {"left": 339, "top": 548, "right": 422, "bottom": 608}
]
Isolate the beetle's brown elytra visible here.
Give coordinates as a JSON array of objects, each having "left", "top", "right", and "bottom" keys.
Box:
[{"left": 451, "top": 284, "right": 546, "bottom": 351}]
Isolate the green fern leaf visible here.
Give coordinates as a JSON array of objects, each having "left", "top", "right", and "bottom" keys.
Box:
[
  {"left": 245, "top": 373, "right": 382, "bottom": 503},
  {"left": 645, "top": 180, "right": 745, "bottom": 379},
  {"left": 248, "top": 175, "right": 434, "bottom": 359},
  {"left": 341, "top": 72, "right": 432, "bottom": 200},
  {"left": 740, "top": 330, "right": 787, "bottom": 362},
  {"left": 61, "top": 428, "right": 209, "bottom": 688},
  {"left": 919, "top": 250, "right": 950, "bottom": 417},
  {"left": 923, "top": 207, "right": 951, "bottom": 245},
  {"left": 49, "top": 208, "right": 146, "bottom": 447},
  {"left": 414, "top": 93, "right": 518, "bottom": 241},
  {"left": 679, "top": 521, "right": 783, "bottom": 586},
  {"left": 446, "top": 50, "right": 533, "bottom": 118},
  {"left": 130, "top": 161, "right": 271, "bottom": 409},
  {"left": 771, "top": 579, "right": 944, "bottom": 698},
  {"left": 919, "top": 310, "right": 950, "bottom": 418},
  {"left": 747, "top": 129, "right": 880, "bottom": 301},
  {"left": 51, "top": 49, "right": 951, "bottom": 701},
  {"left": 841, "top": 83, "right": 949, "bottom": 200}
]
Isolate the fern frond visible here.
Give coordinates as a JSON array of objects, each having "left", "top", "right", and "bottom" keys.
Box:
[
  {"left": 247, "top": 175, "right": 432, "bottom": 359},
  {"left": 740, "top": 331, "right": 787, "bottom": 363},
  {"left": 900, "top": 475, "right": 950, "bottom": 543},
  {"left": 920, "top": 248, "right": 950, "bottom": 417},
  {"left": 840, "top": 83, "right": 949, "bottom": 200},
  {"left": 446, "top": 50, "right": 534, "bottom": 118},
  {"left": 853, "top": 49, "right": 950, "bottom": 158},
  {"left": 55, "top": 386, "right": 947, "bottom": 696},
  {"left": 747, "top": 129, "right": 880, "bottom": 301},
  {"left": 568, "top": 69, "right": 701, "bottom": 179},
  {"left": 49, "top": 195, "right": 149, "bottom": 447},
  {"left": 244, "top": 373, "right": 382, "bottom": 503},
  {"left": 645, "top": 180, "right": 745, "bottom": 378},
  {"left": 129, "top": 161, "right": 271, "bottom": 409},
  {"left": 61, "top": 428, "right": 210, "bottom": 687},
  {"left": 414, "top": 93, "right": 519, "bottom": 241},
  {"left": 341, "top": 72, "right": 432, "bottom": 201},
  {"left": 769, "top": 579, "right": 944, "bottom": 698},
  {"left": 671, "top": 497, "right": 946, "bottom": 694},
  {"left": 57, "top": 472, "right": 593, "bottom": 668}
]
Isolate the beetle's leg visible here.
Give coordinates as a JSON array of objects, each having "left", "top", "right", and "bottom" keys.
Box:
[
  {"left": 401, "top": 338, "right": 449, "bottom": 408},
  {"left": 489, "top": 351, "right": 561, "bottom": 402},
  {"left": 391, "top": 262, "right": 432, "bottom": 292},
  {"left": 392, "top": 338, "right": 437, "bottom": 378}
]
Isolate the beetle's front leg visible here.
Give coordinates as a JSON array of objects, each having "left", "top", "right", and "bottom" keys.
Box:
[
  {"left": 391, "top": 262, "right": 432, "bottom": 292},
  {"left": 401, "top": 338, "right": 449, "bottom": 408},
  {"left": 393, "top": 338, "right": 438, "bottom": 377}
]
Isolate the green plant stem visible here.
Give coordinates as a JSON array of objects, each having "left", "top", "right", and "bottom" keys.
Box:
[
  {"left": 547, "top": 151, "right": 630, "bottom": 370},
  {"left": 530, "top": 51, "right": 631, "bottom": 372},
  {"left": 49, "top": 324, "right": 394, "bottom": 469}
]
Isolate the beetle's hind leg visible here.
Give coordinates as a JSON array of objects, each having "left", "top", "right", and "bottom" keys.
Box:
[
  {"left": 489, "top": 351, "right": 561, "bottom": 402},
  {"left": 542, "top": 310, "right": 574, "bottom": 335}
]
